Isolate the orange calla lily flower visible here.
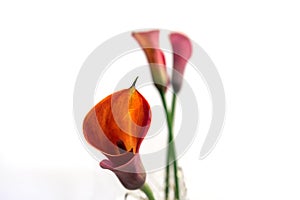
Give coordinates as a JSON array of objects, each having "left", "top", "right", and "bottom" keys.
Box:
[
  {"left": 132, "top": 30, "right": 169, "bottom": 92},
  {"left": 83, "top": 78, "right": 151, "bottom": 190}
]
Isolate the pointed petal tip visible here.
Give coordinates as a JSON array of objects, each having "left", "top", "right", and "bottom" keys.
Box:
[{"left": 130, "top": 76, "right": 139, "bottom": 88}]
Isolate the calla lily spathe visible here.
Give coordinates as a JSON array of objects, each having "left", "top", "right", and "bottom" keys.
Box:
[
  {"left": 170, "top": 33, "right": 192, "bottom": 93},
  {"left": 83, "top": 83, "right": 151, "bottom": 190},
  {"left": 132, "top": 30, "right": 169, "bottom": 92}
]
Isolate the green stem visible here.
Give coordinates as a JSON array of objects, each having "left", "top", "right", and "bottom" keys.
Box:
[
  {"left": 172, "top": 146, "right": 180, "bottom": 200},
  {"left": 170, "top": 93, "right": 180, "bottom": 200},
  {"left": 140, "top": 183, "right": 156, "bottom": 200},
  {"left": 160, "top": 91, "right": 180, "bottom": 200},
  {"left": 160, "top": 92, "right": 171, "bottom": 200},
  {"left": 165, "top": 148, "right": 170, "bottom": 199},
  {"left": 171, "top": 93, "right": 177, "bottom": 123}
]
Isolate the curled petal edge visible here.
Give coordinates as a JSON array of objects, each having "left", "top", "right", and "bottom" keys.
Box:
[{"left": 100, "top": 153, "right": 146, "bottom": 190}]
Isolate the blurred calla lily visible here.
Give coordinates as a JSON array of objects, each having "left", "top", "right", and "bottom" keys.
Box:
[
  {"left": 132, "top": 30, "right": 169, "bottom": 92},
  {"left": 83, "top": 79, "right": 151, "bottom": 190},
  {"left": 170, "top": 32, "right": 192, "bottom": 93}
]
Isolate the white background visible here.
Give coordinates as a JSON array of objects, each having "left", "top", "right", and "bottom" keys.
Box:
[{"left": 1, "top": 0, "right": 300, "bottom": 200}]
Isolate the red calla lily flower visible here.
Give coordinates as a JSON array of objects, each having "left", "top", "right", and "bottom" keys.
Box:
[
  {"left": 132, "top": 30, "right": 169, "bottom": 92},
  {"left": 83, "top": 80, "right": 151, "bottom": 190},
  {"left": 170, "top": 32, "right": 192, "bottom": 93}
]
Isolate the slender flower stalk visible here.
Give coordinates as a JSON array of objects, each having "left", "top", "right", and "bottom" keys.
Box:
[
  {"left": 140, "top": 183, "right": 156, "bottom": 200},
  {"left": 159, "top": 91, "right": 180, "bottom": 200}
]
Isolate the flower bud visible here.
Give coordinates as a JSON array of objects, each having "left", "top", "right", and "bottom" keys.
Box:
[
  {"left": 132, "top": 30, "right": 169, "bottom": 92},
  {"left": 170, "top": 32, "right": 192, "bottom": 93}
]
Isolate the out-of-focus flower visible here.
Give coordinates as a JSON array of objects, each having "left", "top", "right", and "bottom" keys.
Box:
[
  {"left": 170, "top": 32, "right": 192, "bottom": 93},
  {"left": 132, "top": 30, "right": 169, "bottom": 92},
  {"left": 82, "top": 80, "right": 151, "bottom": 190}
]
